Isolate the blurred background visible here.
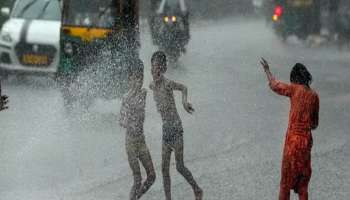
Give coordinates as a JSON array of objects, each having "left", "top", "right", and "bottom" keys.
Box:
[{"left": 0, "top": 1, "right": 349, "bottom": 200}]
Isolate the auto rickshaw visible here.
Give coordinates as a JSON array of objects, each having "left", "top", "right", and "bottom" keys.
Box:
[
  {"left": 58, "top": 0, "right": 140, "bottom": 108},
  {"left": 334, "top": 0, "right": 350, "bottom": 46},
  {"left": 149, "top": 0, "right": 190, "bottom": 62},
  {"left": 271, "top": 0, "right": 321, "bottom": 40}
]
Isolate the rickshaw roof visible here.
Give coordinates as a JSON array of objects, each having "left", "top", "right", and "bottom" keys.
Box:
[{"left": 157, "top": 0, "right": 187, "bottom": 14}]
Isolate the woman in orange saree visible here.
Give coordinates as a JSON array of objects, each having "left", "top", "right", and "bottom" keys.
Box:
[{"left": 260, "top": 59, "right": 319, "bottom": 200}]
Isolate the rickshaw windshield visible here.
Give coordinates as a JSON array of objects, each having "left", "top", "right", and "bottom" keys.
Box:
[
  {"left": 62, "top": 0, "right": 119, "bottom": 28},
  {"left": 338, "top": 0, "right": 350, "bottom": 16},
  {"left": 157, "top": 0, "right": 187, "bottom": 14},
  {"left": 339, "top": 0, "right": 350, "bottom": 8},
  {"left": 286, "top": 0, "right": 314, "bottom": 7}
]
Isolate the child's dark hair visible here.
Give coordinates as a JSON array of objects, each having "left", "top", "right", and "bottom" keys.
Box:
[
  {"left": 290, "top": 63, "right": 312, "bottom": 87},
  {"left": 151, "top": 51, "right": 167, "bottom": 71}
]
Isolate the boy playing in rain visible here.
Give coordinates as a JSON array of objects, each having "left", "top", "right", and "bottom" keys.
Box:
[
  {"left": 149, "top": 51, "right": 203, "bottom": 200},
  {"left": 120, "top": 59, "right": 156, "bottom": 200}
]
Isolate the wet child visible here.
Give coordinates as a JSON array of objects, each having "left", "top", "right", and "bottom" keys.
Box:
[
  {"left": 149, "top": 51, "right": 203, "bottom": 200},
  {"left": 120, "top": 59, "right": 156, "bottom": 200},
  {"left": 0, "top": 81, "right": 8, "bottom": 111},
  {"left": 260, "top": 58, "right": 319, "bottom": 200}
]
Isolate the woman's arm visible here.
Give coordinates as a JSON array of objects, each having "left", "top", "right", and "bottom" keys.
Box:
[
  {"left": 260, "top": 58, "right": 274, "bottom": 83},
  {"left": 260, "top": 58, "right": 292, "bottom": 97}
]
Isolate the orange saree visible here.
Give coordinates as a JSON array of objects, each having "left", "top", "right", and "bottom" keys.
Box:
[{"left": 270, "top": 79, "right": 319, "bottom": 194}]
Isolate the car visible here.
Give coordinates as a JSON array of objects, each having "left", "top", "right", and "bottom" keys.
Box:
[
  {"left": 0, "top": 0, "right": 61, "bottom": 79},
  {"left": 0, "top": 0, "right": 14, "bottom": 29},
  {"left": 149, "top": 0, "right": 190, "bottom": 62}
]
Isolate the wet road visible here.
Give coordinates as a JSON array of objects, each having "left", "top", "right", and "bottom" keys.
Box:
[{"left": 0, "top": 18, "right": 349, "bottom": 200}]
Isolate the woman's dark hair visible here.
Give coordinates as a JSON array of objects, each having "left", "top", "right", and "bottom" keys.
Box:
[
  {"left": 290, "top": 63, "right": 312, "bottom": 87},
  {"left": 151, "top": 51, "right": 167, "bottom": 67}
]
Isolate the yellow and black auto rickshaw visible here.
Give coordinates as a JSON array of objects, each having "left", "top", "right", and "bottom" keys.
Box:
[
  {"left": 58, "top": 0, "right": 139, "bottom": 108},
  {"left": 272, "top": 0, "right": 321, "bottom": 40}
]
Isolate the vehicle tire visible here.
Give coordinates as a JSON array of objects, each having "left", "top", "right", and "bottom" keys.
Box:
[
  {"left": 59, "top": 80, "right": 75, "bottom": 109},
  {"left": 57, "top": 73, "right": 79, "bottom": 110},
  {"left": 281, "top": 32, "right": 288, "bottom": 42},
  {"left": 273, "top": 24, "right": 287, "bottom": 42}
]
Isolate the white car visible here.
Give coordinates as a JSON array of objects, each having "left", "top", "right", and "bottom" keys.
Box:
[{"left": 0, "top": 0, "right": 61, "bottom": 78}]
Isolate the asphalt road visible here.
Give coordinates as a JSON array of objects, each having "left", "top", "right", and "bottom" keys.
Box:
[{"left": 0, "top": 18, "right": 349, "bottom": 200}]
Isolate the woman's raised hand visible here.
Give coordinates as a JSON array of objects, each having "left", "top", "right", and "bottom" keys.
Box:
[{"left": 260, "top": 57, "right": 270, "bottom": 72}]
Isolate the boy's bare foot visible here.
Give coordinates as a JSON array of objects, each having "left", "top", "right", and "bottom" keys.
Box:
[{"left": 195, "top": 188, "right": 203, "bottom": 200}]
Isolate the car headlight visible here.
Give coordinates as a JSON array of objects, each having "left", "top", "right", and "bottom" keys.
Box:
[
  {"left": 164, "top": 16, "right": 169, "bottom": 23},
  {"left": 172, "top": 16, "right": 177, "bottom": 22},
  {"left": 63, "top": 42, "right": 73, "bottom": 55},
  {"left": 0, "top": 33, "right": 13, "bottom": 43}
]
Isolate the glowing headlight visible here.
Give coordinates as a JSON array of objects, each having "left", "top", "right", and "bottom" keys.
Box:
[
  {"left": 164, "top": 16, "right": 169, "bottom": 23},
  {"left": 0, "top": 33, "right": 13, "bottom": 43},
  {"left": 172, "top": 16, "right": 177, "bottom": 22},
  {"left": 64, "top": 42, "right": 73, "bottom": 55}
]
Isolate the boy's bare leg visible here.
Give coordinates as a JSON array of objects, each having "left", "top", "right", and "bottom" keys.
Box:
[
  {"left": 162, "top": 144, "right": 173, "bottom": 200},
  {"left": 174, "top": 137, "right": 203, "bottom": 200},
  {"left": 127, "top": 146, "right": 142, "bottom": 200},
  {"left": 137, "top": 147, "right": 156, "bottom": 199}
]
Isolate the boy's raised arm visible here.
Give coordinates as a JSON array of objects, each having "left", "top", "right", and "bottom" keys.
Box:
[
  {"left": 169, "top": 80, "right": 187, "bottom": 102},
  {"left": 169, "top": 80, "right": 194, "bottom": 114}
]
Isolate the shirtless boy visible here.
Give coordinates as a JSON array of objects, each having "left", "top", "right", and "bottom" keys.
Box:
[
  {"left": 149, "top": 51, "right": 203, "bottom": 200},
  {"left": 120, "top": 59, "right": 156, "bottom": 200}
]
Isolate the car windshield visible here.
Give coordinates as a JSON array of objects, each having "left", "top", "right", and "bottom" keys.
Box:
[
  {"left": 11, "top": 0, "right": 60, "bottom": 21},
  {"left": 62, "top": 0, "right": 119, "bottom": 28}
]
